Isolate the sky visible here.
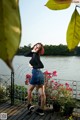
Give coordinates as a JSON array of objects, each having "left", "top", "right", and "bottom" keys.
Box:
[{"left": 19, "top": 0, "right": 80, "bottom": 47}]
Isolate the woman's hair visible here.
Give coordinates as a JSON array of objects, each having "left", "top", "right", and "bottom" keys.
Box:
[{"left": 32, "top": 43, "right": 44, "bottom": 55}]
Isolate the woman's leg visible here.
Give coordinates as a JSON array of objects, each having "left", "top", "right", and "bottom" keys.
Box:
[
  {"left": 38, "top": 85, "right": 46, "bottom": 109},
  {"left": 27, "top": 84, "right": 35, "bottom": 105}
]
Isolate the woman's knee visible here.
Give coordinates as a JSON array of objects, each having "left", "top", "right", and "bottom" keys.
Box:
[
  {"left": 40, "top": 93, "right": 45, "bottom": 98},
  {"left": 28, "top": 87, "right": 34, "bottom": 92},
  {"left": 28, "top": 88, "right": 33, "bottom": 94}
]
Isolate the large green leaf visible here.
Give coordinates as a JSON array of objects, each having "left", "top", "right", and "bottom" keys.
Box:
[
  {"left": 66, "top": 8, "right": 80, "bottom": 50},
  {"left": 0, "top": 0, "right": 21, "bottom": 70},
  {"left": 45, "top": 0, "right": 71, "bottom": 10}
]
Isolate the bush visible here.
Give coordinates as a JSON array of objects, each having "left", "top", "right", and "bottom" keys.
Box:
[{"left": 0, "top": 86, "right": 6, "bottom": 103}]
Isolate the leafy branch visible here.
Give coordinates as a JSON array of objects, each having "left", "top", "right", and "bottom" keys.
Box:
[{"left": 45, "top": 0, "right": 80, "bottom": 50}]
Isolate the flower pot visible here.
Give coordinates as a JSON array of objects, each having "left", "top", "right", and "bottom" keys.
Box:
[
  {"left": 53, "top": 100, "right": 61, "bottom": 112},
  {"left": 63, "top": 106, "right": 74, "bottom": 116}
]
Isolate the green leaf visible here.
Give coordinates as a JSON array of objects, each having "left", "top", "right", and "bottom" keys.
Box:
[
  {"left": 66, "top": 8, "right": 80, "bottom": 50},
  {"left": 45, "top": 0, "right": 71, "bottom": 10},
  {"left": 0, "top": 0, "right": 21, "bottom": 70}
]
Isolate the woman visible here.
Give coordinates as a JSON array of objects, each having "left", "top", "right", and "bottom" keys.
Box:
[{"left": 26, "top": 43, "right": 46, "bottom": 116}]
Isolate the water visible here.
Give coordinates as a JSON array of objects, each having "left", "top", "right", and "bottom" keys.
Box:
[{"left": 0, "top": 56, "right": 80, "bottom": 85}]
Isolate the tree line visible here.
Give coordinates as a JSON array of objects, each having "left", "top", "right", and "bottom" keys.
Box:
[{"left": 16, "top": 44, "right": 80, "bottom": 56}]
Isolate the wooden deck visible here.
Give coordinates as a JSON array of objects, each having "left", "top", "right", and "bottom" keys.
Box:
[{"left": 0, "top": 102, "right": 80, "bottom": 120}]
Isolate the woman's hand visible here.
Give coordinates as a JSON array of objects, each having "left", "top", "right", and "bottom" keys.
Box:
[{"left": 29, "top": 63, "right": 33, "bottom": 68}]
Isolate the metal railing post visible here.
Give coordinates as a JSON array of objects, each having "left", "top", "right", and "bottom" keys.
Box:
[{"left": 11, "top": 71, "right": 14, "bottom": 105}]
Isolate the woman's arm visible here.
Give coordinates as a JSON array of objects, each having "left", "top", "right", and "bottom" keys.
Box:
[
  {"left": 29, "top": 53, "right": 44, "bottom": 69},
  {"left": 24, "top": 51, "right": 33, "bottom": 57}
]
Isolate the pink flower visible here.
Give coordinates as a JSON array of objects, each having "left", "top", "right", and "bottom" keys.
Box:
[
  {"left": 47, "top": 75, "right": 52, "bottom": 79},
  {"left": 52, "top": 71, "right": 57, "bottom": 76},
  {"left": 54, "top": 82, "right": 58, "bottom": 86},
  {"left": 44, "top": 71, "right": 52, "bottom": 77},
  {"left": 51, "top": 80, "right": 55, "bottom": 82},
  {"left": 26, "top": 74, "right": 31, "bottom": 79},
  {"left": 65, "top": 83, "right": 69, "bottom": 87},
  {"left": 25, "top": 74, "right": 31, "bottom": 85},
  {"left": 44, "top": 70, "right": 50, "bottom": 75}
]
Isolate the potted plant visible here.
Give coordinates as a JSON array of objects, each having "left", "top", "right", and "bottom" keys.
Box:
[
  {"left": 63, "top": 98, "right": 76, "bottom": 116},
  {"left": 44, "top": 70, "right": 75, "bottom": 114},
  {"left": 52, "top": 100, "right": 61, "bottom": 112}
]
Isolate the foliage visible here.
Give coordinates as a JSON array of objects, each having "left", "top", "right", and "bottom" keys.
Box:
[
  {"left": 25, "top": 74, "right": 32, "bottom": 85},
  {"left": 19, "top": 44, "right": 80, "bottom": 56},
  {"left": 7, "top": 84, "right": 27, "bottom": 100},
  {"left": 68, "top": 115, "right": 74, "bottom": 120},
  {"left": 0, "top": 0, "right": 21, "bottom": 70},
  {"left": 14, "top": 85, "right": 27, "bottom": 100},
  {"left": 66, "top": 8, "right": 80, "bottom": 50},
  {"left": 45, "top": 0, "right": 71, "bottom": 10},
  {"left": 45, "top": 0, "right": 80, "bottom": 50},
  {"left": 64, "top": 98, "right": 76, "bottom": 107},
  {"left": 0, "top": 86, "right": 7, "bottom": 102},
  {"left": 17, "top": 45, "right": 31, "bottom": 55},
  {"left": 44, "top": 70, "right": 75, "bottom": 107}
]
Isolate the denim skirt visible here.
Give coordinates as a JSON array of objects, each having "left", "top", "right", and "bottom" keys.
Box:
[{"left": 30, "top": 68, "right": 44, "bottom": 85}]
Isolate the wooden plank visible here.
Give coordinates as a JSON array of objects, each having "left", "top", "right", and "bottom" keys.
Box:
[
  {"left": 18, "top": 107, "right": 38, "bottom": 120},
  {"left": 8, "top": 107, "right": 28, "bottom": 120},
  {"left": 33, "top": 114, "right": 42, "bottom": 120},
  {"left": 34, "top": 109, "right": 53, "bottom": 120},
  {"left": 1, "top": 102, "right": 76, "bottom": 120},
  {"left": 0, "top": 101, "right": 8, "bottom": 108},
  {"left": 0, "top": 103, "right": 24, "bottom": 113},
  {"left": 49, "top": 112, "right": 59, "bottom": 120},
  {"left": 28, "top": 112, "right": 39, "bottom": 120},
  {"left": 40, "top": 113, "right": 51, "bottom": 120},
  {"left": 0, "top": 103, "right": 11, "bottom": 112},
  {"left": 7, "top": 103, "right": 27, "bottom": 119},
  {"left": 22, "top": 111, "right": 34, "bottom": 120},
  {"left": 25, "top": 107, "right": 48, "bottom": 120},
  {"left": 44, "top": 113, "right": 52, "bottom": 120}
]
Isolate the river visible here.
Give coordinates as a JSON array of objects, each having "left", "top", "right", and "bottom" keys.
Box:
[{"left": 0, "top": 56, "right": 80, "bottom": 85}]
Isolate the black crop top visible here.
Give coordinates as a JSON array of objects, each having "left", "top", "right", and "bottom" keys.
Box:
[{"left": 24, "top": 51, "right": 44, "bottom": 69}]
